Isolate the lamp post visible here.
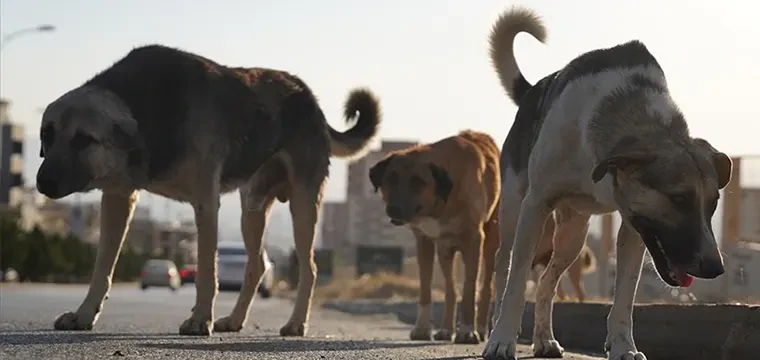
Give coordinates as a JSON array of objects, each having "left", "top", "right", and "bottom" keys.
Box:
[{"left": 0, "top": 24, "right": 56, "bottom": 52}]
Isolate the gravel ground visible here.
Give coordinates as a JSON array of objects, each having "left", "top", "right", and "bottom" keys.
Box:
[{"left": 0, "top": 283, "right": 605, "bottom": 359}]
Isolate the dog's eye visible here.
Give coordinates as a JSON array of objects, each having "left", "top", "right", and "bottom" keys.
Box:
[
  {"left": 409, "top": 176, "right": 425, "bottom": 192},
  {"left": 388, "top": 172, "right": 399, "bottom": 186},
  {"left": 669, "top": 194, "right": 690, "bottom": 207},
  {"left": 71, "top": 133, "right": 98, "bottom": 150}
]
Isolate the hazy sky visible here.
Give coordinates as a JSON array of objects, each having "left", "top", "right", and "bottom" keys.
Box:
[{"left": 2, "top": 0, "right": 758, "bottom": 242}]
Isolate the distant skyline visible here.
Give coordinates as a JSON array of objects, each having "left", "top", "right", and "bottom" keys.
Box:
[{"left": 2, "top": 0, "right": 758, "bottom": 246}]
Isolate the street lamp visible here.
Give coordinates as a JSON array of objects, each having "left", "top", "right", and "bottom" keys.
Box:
[{"left": 0, "top": 24, "right": 56, "bottom": 52}]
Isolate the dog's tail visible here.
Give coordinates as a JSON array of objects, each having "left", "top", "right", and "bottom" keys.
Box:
[
  {"left": 580, "top": 246, "right": 597, "bottom": 275},
  {"left": 489, "top": 6, "right": 547, "bottom": 105},
  {"left": 329, "top": 88, "right": 382, "bottom": 159}
]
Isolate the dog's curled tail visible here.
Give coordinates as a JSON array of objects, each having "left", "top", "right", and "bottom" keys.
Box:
[
  {"left": 329, "top": 87, "right": 382, "bottom": 159},
  {"left": 489, "top": 6, "right": 547, "bottom": 105},
  {"left": 580, "top": 245, "right": 597, "bottom": 275}
]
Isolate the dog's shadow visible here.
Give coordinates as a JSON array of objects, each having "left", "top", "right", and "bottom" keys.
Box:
[
  {"left": 0, "top": 330, "right": 184, "bottom": 346},
  {"left": 140, "top": 336, "right": 437, "bottom": 353}
]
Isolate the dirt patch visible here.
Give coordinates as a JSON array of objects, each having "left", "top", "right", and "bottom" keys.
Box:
[{"left": 275, "top": 272, "right": 445, "bottom": 302}]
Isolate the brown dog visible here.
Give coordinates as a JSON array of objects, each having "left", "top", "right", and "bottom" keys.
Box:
[
  {"left": 531, "top": 214, "right": 597, "bottom": 303},
  {"left": 369, "top": 130, "right": 500, "bottom": 344}
]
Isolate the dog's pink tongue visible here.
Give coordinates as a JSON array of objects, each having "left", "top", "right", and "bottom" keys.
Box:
[{"left": 674, "top": 268, "right": 694, "bottom": 287}]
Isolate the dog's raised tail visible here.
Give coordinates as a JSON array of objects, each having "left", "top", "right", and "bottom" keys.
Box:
[
  {"left": 329, "top": 88, "right": 381, "bottom": 159},
  {"left": 489, "top": 6, "right": 547, "bottom": 105}
]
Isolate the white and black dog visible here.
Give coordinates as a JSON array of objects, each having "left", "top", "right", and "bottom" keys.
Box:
[{"left": 483, "top": 7, "right": 732, "bottom": 360}]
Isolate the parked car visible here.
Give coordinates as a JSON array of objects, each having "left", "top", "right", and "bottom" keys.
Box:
[
  {"left": 139, "top": 259, "right": 182, "bottom": 291},
  {"left": 179, "top": 264, "right": 197, "bottom": 285},
  {"left": 217, "top": 241, "right": 275, "bottom": 298}
]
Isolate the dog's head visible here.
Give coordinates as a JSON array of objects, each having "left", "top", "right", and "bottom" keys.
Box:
[
  {"left": 592, "top": 136, "right": 732, "bottom": 287},
  {"left": 36, "top": 87, "right": 145, "bottom": 199},
  {"left": 368, "top": 154, "right": 453, "bottom": 226}
]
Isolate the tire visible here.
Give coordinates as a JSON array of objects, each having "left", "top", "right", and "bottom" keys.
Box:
[{"left": 141, "top": 284, "right": 148, "bottom": 291}]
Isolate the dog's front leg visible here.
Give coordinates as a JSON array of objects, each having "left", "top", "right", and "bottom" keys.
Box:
[
  {"left": 410, "top": 232, "right": 435, "bottom": 341},
  {"left": 434, "top": 245, "right": 458, "bottom": 341},
  {"left": 54, "top": 190, "right": 138, "bottom": 331},
  {"left": 605, "top": 221, "right": 647, "bottom": 360},
  {"left": 454, "top": 225, "right": 485, "bottom": 344},
  {"left": 179, "top": 175, "right": 221, "bottom": 336},
  {"left": 484, "top": 193, "right": 551, "bottom": 360}
]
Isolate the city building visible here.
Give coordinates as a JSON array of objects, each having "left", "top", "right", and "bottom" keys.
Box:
[
  {"left": 0, "top": 99, "right": 25, "bottom": 206},
  {"left": 319, "top": 200, "right": 349, "bottom": 261}
]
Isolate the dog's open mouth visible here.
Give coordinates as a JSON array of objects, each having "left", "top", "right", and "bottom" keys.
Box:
[{"left": 648, "top": 235, "right": 694, "bottom": 288}]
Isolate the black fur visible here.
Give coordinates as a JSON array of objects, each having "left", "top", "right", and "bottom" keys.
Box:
[
  {"left": 501, "top": 40, "right": 662, "bottom": 175},
  {"left": 429, "top": 164, "right": 453, "bottom": 202},
  {"left": 369, "top": 155, "right": 394, "bottom": 192},
  {"left": 83, "top": 44, "right": 329, "bottom": 189}
]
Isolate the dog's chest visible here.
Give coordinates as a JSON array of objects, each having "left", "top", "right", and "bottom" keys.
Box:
[
  {"left": 413, "top": 218, "right": 445, "bottom": 238},
  {"left": 411, "top": 218, "right": 463, "bottom": 248}
]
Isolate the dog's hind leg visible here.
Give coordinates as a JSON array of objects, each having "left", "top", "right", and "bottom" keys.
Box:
[
  {"left": 434, "top": 245, "right": 458, "bottom": 341},
  {"left": 279, "top": 181, "right": 321, "bottom": 337},
  {"left": 567, "top": 251, "right": 587, "bottom": 303},
  {"left": 483, "top": 191, "right": 552, "bottom": 360},
  {"left": 605, "top": 221, "right": 647, "bottom": 360},
  {"left": 476, "top": 218, "right": 498, "bottom": 342},
  {"left": 180, "top": 171, "right": 222, "bottom": 336},
  {"left": 54, "top": 190, "right": 138, "bottom": 331},
  {"left": 214, "top": 191, "right": 276, "bottom": 332},
  {"left": 532, "top": 207, "right": 589, "bottom": 358}
]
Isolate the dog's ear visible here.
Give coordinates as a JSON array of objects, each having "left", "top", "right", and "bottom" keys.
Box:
[
  {"left": 693, "top": 138, "right": 733, "bottom": 189},
  {"left": 712, "top": 152, "right": 732, "bottom": 189},
  {"left": 429, "top": 163, "right": 453, "bottom": 202},
  {"left": 369, "top": 155, "right": 394, "bottom": 193},
  {"left": 112, "top": 123, "right": 144, "bottom": 168},
  {"left": 591, "top": 137, "right": 656, "bottom": 183}
]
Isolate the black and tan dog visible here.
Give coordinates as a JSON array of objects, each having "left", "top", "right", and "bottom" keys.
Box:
[
  {"left": 37, "top": 44, "right": 381, "bottom": 336},
  {"left": 369, "top": 130, "right": 500, "bottom": 344}
]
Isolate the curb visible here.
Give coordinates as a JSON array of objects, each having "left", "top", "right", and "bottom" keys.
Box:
[{"left": 322, "top": 300, "right": 759, "bottom": 360}]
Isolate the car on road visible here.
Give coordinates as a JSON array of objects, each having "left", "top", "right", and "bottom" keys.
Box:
[
  {"left": 139, "top": 259, "right": 182, "bottom": 291},
  {"left": 179, "top": 264, "right": 197, "bottom": 285},
  {"left": 217, "top": 241, "right": 275, "bottom": 298}
]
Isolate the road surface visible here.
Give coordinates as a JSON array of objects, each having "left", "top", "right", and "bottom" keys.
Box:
[{"left": 0, "top": 283, "right": 605, "bottom": 359}]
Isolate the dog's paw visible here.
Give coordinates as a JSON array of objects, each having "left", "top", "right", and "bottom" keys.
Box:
[
  {"left": 533, "top": 339, "right": 564, "bottom": 358},
  {"left": 454, "top": 329, "right": 481, "bottom": 344},
  {"left": 179, "top": 316, "right": 213, "bottom": 336},
  {"left": 477, "top": 327, "right": 490, "bottom": 342},
  {"left": 409, "top": 326, "right": 432, "bottom": 341},
  {"left": 482, "top": 332, "right": 517, "bottom": 360},
  {"left": 53, "top": 311, "right": 96, "bottom": 331},
  {"left": 279, "top": 320, "right": 307, "bottom": 337},
  {"left": 433, "top": 328, "right": 454, "bottom": 341},
  {"left": 213, "top": 316, "right": 244, "bottom": 332},
  {"left": 609, "top": 351, "right": 647, "bottom": 360}
]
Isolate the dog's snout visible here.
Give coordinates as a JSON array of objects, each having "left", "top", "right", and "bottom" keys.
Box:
[
  {"left": 36, "top": 174, "right": 58, "bottom": 196},
  {"left": 386, "top": 205, "right": 404, "bottom": 220},
  {"left": 686, "top": 255, "right": 725, "bottom": 279}
]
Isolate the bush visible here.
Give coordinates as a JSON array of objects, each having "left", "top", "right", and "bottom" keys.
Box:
[{"left": 0, "top": 215, "right": 147, "bottom": 283}]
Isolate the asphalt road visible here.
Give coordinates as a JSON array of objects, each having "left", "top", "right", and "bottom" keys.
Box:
[{"left": 0, "top": 283, "right": 605, "bottom": 360}]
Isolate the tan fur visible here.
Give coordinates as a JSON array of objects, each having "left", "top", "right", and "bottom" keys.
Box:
[
  {"left": 371, "top": 130, "right": 500, "bottom": 344},
  {"left": 532, "top": 214, "right": 597, "bottom": 302}
]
